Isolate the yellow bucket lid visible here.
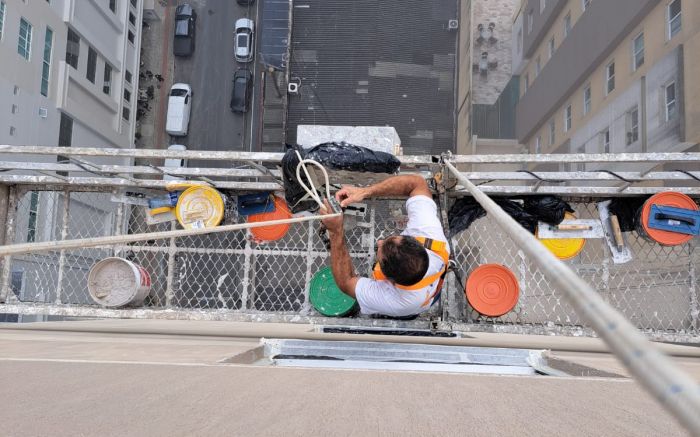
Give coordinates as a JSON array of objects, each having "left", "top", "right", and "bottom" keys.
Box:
[
  {"left": 536, "top": 212, "right": 586, "bottom": 260},
  {"left": 175, "top": 186, "right": 225, "bottom": 229}
]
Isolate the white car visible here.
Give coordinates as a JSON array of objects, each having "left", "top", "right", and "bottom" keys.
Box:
[
  {"left": 234, "top": 18, "right": 254, "bottom": 63},
  {"left": 165, "top": 83, "right": 192, "bottom": 136}
]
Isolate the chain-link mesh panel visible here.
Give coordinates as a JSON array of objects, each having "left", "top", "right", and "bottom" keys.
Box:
[{"left": 2, "top": 187, "right": 698, "bottom": 340}]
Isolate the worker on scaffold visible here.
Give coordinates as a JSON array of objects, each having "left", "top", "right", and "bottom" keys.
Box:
[{"left": 320, "top": 175, "right": 449, "bottom": 319}]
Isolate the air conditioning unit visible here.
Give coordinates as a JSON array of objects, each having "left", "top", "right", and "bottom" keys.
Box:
[
  {"left": 38, "top": 108, "right": 48, "bottom": 118},
  {"left": 448, "top": 19, "right": 458, "bottom": 30}
]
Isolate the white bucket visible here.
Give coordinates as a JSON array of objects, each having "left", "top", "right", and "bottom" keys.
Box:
[{"left": 87, "top": 257, "right": 152, "bottom": 308}]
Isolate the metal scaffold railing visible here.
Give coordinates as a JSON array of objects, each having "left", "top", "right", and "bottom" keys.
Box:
[{"left": 0, "top": 145, "right": 698, "bottom": 343}]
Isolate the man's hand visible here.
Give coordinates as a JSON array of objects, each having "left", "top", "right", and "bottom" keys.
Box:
[
  {"left": 320, "top": 200, "right": 344, "bottom": 234},
  {"left": 335, "top": 185, "right": 368, "bottom": 208}
]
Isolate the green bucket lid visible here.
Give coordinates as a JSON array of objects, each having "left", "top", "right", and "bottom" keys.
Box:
[{"left": 309, "top": 266, "right": 357, "bottom": 317}]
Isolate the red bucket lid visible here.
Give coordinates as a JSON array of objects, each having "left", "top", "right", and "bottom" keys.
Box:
[
  {"left": 465, "top": 264, "right": 519, "bottom": 317},
  {"left": 641, "top": 192, "right": 698, "bottom": 246},
  {"left": 248, "top": 196, "right": 292, "bottom": 241}
]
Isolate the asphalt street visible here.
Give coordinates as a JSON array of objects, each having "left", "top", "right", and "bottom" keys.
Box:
[{"left": 172, "top": 0, "right": 262, "bottom": 166}]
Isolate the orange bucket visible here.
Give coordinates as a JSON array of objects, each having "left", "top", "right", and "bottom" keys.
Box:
[
  {"left": 637, "top": 192, "right": 698, "bottom": 246},
  {"left": 248, "top": 196, "right": 292, "bottom": 241},
  {"left": 465, "top": 264, "right": 519, "bottom": 317}
]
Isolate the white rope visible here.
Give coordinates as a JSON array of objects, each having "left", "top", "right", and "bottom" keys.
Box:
[
  {"left": 295, "top": 151, "right": 333, "bottom": 211},
  {"left": 444, "top": 159, "right": 700, "bottom": 434}
]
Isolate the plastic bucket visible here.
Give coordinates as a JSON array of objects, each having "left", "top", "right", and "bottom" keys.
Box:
[
  {"left": 87, "top": 257, "right": 151, "bottom": 307},
  {"left": 248, "top": 196, "right": 292, "bottom": 242},
  {"left": 536, "top": 212, "right": 586, "bottom": 260},
  {"left": 635, "top": 192, "right": 698, "bottom": 246},
  {"left": 465, "top": 264, "right": 519, "bottom": 317},
  {"left": 309, "top": 266, "right": 358, "bottom": 317},
  {"left": 175, "top": 185, "right": 226, "bottom": 229}
]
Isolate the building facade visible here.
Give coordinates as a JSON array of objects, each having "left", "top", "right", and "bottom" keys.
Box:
[
  {"left": 0, "top": 0, "right": 142, "bottom": 151},
  {"left": 513, "top": 0, "right": 699, "bottom": 159}
]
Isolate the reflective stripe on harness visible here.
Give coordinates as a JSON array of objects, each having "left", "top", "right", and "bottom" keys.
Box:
[{"left": 372, "top": 236, "right": 450, "bottom": 294}]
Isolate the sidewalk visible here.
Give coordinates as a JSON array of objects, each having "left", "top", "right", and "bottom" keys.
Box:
[{"left": 135, "top": 0, "right": 174, "bottom": 157}]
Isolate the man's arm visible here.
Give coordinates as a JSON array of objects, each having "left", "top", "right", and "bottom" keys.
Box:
[
  {"left": 320, "top": 201, "right": 358, "bottom": 298},
  {"left": 336, "top": 175, "right": 431, "bottom": 207}
]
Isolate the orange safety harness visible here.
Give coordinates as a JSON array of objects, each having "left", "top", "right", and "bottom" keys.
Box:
[{"left": 372, "top": 237, "right": 450, "bottom": 307}]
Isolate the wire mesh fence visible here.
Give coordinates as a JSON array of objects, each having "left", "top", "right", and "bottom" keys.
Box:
[{"left": 1, "top": 185, "right": 698, "bottom": 342}]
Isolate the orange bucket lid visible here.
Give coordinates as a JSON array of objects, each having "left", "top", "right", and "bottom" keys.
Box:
[
  {"left": 465, "top": 264, "right": 519, "bottom": 317},
  {"left": 248, "top": 196, "right": 292, "bottom": 241},
  {"left": 642, "top": 192, "right": 698, "bottom": 246}
]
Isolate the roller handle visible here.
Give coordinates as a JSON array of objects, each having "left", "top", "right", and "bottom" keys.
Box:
[
  {"left": 556, "top": 224, "right": 593, "bottom": 231},
  {"left": 610, "top": 215, "right": 624, "bottom": 251}
]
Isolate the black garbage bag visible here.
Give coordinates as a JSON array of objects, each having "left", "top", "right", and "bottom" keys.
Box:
[
  {"left": 281, "top": 142, "right": 401, "bottom": 213},
  {"left": 448, "top": 198, "right": 486, "bottom": 237},
  {"left": 522, "top": 195, "right": 574, "bottom": 226},
  {"left": 608, "top": 197, "right": 647, "bottom": 232},
  {"left": 448, "top": 197, "right": 539, "bottom": 236}
]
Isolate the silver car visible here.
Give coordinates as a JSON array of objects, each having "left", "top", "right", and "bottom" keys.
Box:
[{"left": 234, "top": 18, "right": 254, "bottom": 62}]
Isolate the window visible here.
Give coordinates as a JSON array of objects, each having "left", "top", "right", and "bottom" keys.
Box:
[
  {"left": 540, "top": 0, "right": 546, "bottom": 13},
  {"left": 626, "top": 107, "right": 639, "bottom": 145},
  {"left": 632, "top": 33, "right": 644, "bottom": 71},
  {"left": 668, "top": 0, "right": 681, "bottom": 39},
  {"left": 524, "top": 73, "right": 529, "bottom": 91},
  {"left": 40, "top": 27, "right": 53, "bottom": 97},
  {"left": 563, "top": 13, "right": 571, "bottom": 38},
  {"left": 66, "top": 29, "right": 80, "bottom": 69},
  {"left": 13, "top": 85, "right": 19, "bottom": 95},
  {"left": 564, "top": 104, "right": 572, "bottom": 132},
  {"left": 27, "top": 191, "right": 39, "bottom": 243},
  {"left": 125, "top": 70, "right": 133, "bottom": 84},
  {"left": 548, "top": 119, "right": 555, "bottom": 145},
  {"left": 601, "top": 129, "right": 610, "bottom": 153},
  {"left": 605, "top": 61, "right": 615, "bottom": 95},
  {"left": 58, "top": 113, "right": 73, "bottom": 147},
  {"left": 535, "top": 57, "right": 541, "bottom": 76},
  {"left": 103, "top": 63, "right": 112, "bottom": 95},
  {"left": 535, "top": 136, "right": 541, "bottom": 154},
  {"left": 86, "top": 47, "right": 97, "bottom": 83},
  {"left": 582, "top": 0, "right": 591, "bottom": 11},
  {"left": 665, "top": 82, "right": 677, "bottom": 121},
  {"left": 123, "top": 88, "right": 131, "bottom": 102},
  {"left": 122, "top": 106, "right": 130, "bottom": 121},
  {"left": 9, "top": 126, "right": 16, "bottom": 136},
  {"left": 131, "top": 0, "right": 137, "bottom": 7},
  {"left": 583, "top": 85, "right": 591, "bottom": 115},
  {"left": 548, "top": 37, "right": 555, "bottom": 59},
  {"left": 109, "top": 0, "right": 116, "bottom": 13},
  {"left": 0, "top": 2, "right": 6, "bottom": 41},
  {"left": 527, "top": 10, "right": 533, "bottom": 34},
  {"left": 128, "top": 30, "right": 135, "bottom": 44},
  {"left": 17, "top": 18, "right": 32, "bottom": 60},
  {"left": 129, "top": 12, "right": 136, "bottom": 26},
  {"left": 11, "top": 104, "right": 18, "bottom": 114}
]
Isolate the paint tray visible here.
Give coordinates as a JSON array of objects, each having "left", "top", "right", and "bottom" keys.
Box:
[
  {"left": 598, "top": 200, "right": 633, "bottom": 264},
  {"left": 237, "top": 192, "right": 276, "bottom": 216},
  {"left": 536, "top": 219, "right": 604, "bottom": 239},
  {"left": 647, "top": 204, "right": 700, "bottom": 236}
]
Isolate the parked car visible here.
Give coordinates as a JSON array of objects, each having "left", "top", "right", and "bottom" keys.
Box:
[
  {"left": 166, "top": 84, "right": 192, "bottom": 136},
  {"left": 230, "top": 69, "right": 252, "bottom": 113},
  {"left": 234, "top": 18, "right": 254, "bottom": 63},
  {"left": 237, "top": 0, "right": 256, "bottom": 4},
  {"left": 173, "top": 4, "right": 196, "bottom": 57},
  {"left": 164, "top": 144, "right": 187, "bottom": 181}
]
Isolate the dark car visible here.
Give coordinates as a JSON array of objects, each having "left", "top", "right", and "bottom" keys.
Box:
[
  {"left": 237, "top": 0, "right": 255, "bottom": 4},
  {"left": 173, "top": 4, "right": 196, "bottom": 57},
  {"left": 230, "top": 69, "right": 252, "bottom": 113}
]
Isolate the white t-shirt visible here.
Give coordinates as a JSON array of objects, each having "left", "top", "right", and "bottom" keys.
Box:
[{"left": 355, "top": 195, "right": 450, "bottom": 317}]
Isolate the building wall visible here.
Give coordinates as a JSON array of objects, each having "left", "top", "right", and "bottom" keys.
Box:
[
  {"left": 0, "top": 0, "right": 142, "bottom": 152},
  {"left": 471, "top": 0, "right": 518, "bottom": 105},
  {"left": 517, "top": 0, "right": 698, "bottom": 157}
]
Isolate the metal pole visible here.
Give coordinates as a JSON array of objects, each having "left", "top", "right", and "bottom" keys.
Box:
[
  {"left": 0, "top": 213, "right": 341, "bottom": 257},
  {"left": 54, "top": 190, "right": 71, "bottom": 304},
  {"left": 444, "top": 159, "right": 700, "bottom": 434}
]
